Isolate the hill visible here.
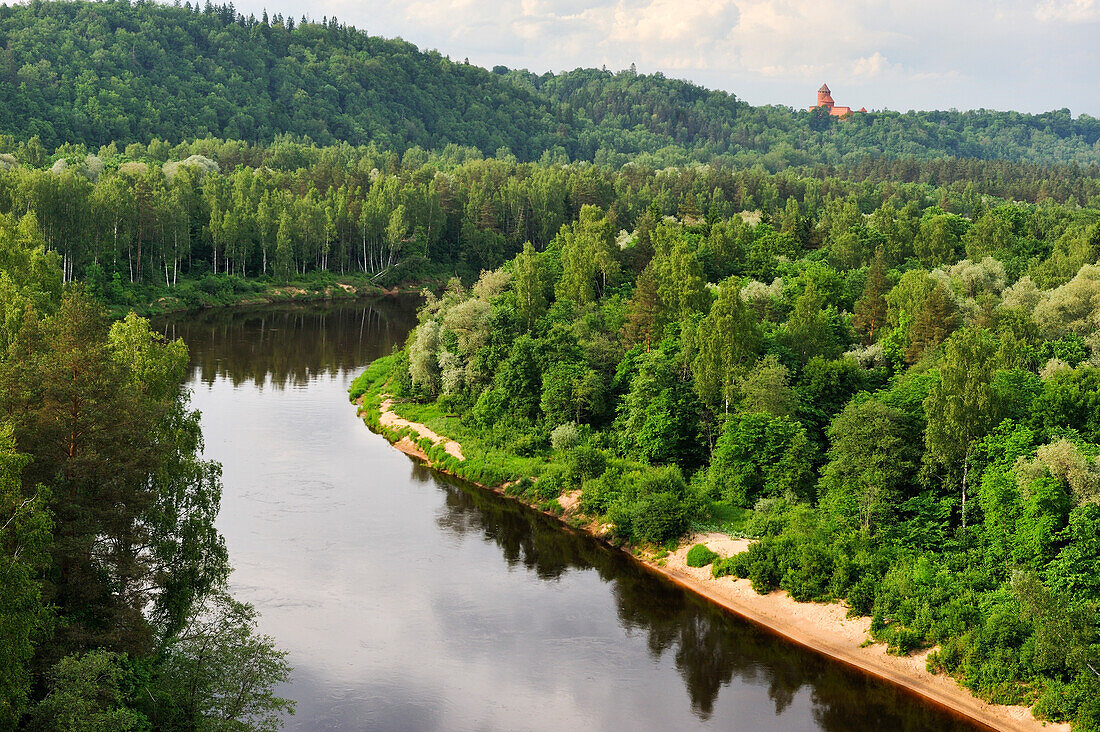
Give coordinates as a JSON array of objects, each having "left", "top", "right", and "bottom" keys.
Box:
[{"left": 3, "top": 1, "right": 1100, "bottom": 166}]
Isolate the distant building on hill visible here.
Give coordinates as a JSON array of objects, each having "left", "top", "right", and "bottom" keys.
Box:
[{"left": 810, "top": 84, "right": 866, "bottom": 117}]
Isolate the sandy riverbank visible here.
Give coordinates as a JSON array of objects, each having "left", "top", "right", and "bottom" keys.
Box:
[
  {"left": 378, "top": 398, "right": 465, "bottom": 460},
  {"left": 651, "top": 534, "right": 1066, "bottom": 732},
  {"left": 360, "top": 400, "right": 1065, "bottom": 732}
]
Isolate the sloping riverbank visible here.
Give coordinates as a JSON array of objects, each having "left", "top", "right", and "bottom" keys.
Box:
[{"left": 353, "top": 387, "right": 1066, "bottom": 732}]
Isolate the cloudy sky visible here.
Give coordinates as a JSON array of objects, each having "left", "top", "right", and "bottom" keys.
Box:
[{"left": 232, "top": 0, "right": 1100, "bottom": 115}]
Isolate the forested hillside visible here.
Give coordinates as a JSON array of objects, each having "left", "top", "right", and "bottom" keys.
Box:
[
  {"left": 2, "top": 1, "right": 1100, "bottom": 728},
  {"left": 4, "top": 0, "right": 1100, "bottom": 166}
]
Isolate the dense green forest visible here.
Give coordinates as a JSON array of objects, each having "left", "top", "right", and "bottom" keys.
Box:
[
  {"left": 5, "top": 127, "right": 1100, "bottom": 730},
  {"left": 3, "top": 2, "right": 1100, "bottom": 729},
  {"left": 0, "top": 215, "right": 292, "bottom": 725},
  {"left": 349, "top": 154, "right": 1100, "bottom": 730},
  {"left": 5, "top": 133, "right": 1100, "bottom": 309},
  {"left": 4, "top": 0, "right": 1100, "bottom": 167}
]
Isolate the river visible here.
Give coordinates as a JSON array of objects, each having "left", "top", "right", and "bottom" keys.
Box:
[{"left": 158, "top": 298, "right": 982, "bottom": 731}]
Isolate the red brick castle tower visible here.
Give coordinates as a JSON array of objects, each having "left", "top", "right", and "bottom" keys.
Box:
[{"left": 810, "top": 83, "right": 865, "bottom": 118}]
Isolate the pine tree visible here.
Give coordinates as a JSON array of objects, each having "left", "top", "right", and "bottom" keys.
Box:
[
  {"left": 622, "top": 260, "right": 663, "bottom": 349},
  {"left": 853, "top": 246, "right": 889, "bottom": 344}
]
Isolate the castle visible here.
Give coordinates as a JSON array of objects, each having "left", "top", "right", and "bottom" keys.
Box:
[{"left": 809, "top": 84, "right": 866, "bottom": 117}]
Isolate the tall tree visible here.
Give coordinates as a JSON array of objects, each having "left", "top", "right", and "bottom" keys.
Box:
[
  {"left": 924, "top": 327, "right": 1002, "bottom": 527},
  {"left": 690, "top": 280, "right": 761, "bottom": 412},
  {"left": 853, "top": 246, "right": 889, "bottom": 344}
]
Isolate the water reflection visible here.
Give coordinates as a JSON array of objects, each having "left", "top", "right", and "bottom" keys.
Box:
[
  {"left": 166, "top": 300, "right": 982, "bottom": 731},
  {"left": 157, "top": 298, "right": 419, "bottom": 389},
  {"left": 428, "top": 470, "right": 980, "bottom": 730}
]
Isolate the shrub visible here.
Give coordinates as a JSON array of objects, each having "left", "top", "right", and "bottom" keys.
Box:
[
  {"left": 510, "top": 430, "right": 546, "bottom": 457},
  {"left": 629, "top": 492, "right": 688, "bottom": 544},
  {"left": 506, "top": 477, "right": 535, "bottom": 498},
  {"left": 888, "top": 626, "right": 925, "bottom": 655},
  {"left": 780, "top": 541, "right": 834, "bottom": 601},
  {"left": 536, "top": 478, "right": 563, "bottom": 501},
  {"left": 550, "top": 422, "right": 581, "bottom": 451},
  {"left": 534, "top": 467, "right": 567, "bottom": 500},
  {"left": 729, "top": 541, "right": 781, "bottom": 593},
  {"left": 580, "top": 467, "right": 624, "bottom": 515},
  {"left": 711, "top": 556, "right": 739, "bottom": 578},
  {"left": 567, "top": 445, "right": 606, "bottom": 483},
  {"left": 846, "top": 576, "right": 877, "bottom": 616},
  {"left": 685, "top": 544, "right": 719, "bottom": 568}
]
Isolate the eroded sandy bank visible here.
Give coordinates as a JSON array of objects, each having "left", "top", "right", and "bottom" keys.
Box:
[{"left": 359, "top": 400, "right": 1065, "bottom": 732}]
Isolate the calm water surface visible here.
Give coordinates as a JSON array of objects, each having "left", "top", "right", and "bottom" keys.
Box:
[{"left": 159, "top": 299, "right": 982, "bottom": 732}]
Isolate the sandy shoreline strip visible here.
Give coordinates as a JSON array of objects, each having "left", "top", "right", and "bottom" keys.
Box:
[
  {"left": 378, "top": 398, "right": 465, "bottom": 460},
  {"left": 651, "top": 535, "right": 1065, "bottom": 732},
  {"left": 361, "top": 400, "right": 1066, "bottom": 732}
]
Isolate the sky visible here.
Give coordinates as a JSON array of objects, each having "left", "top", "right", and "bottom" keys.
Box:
[{"left": 229, "top": 0, "right": 1100, "bottom": 116}]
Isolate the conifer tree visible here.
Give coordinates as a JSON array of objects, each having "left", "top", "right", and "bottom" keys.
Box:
[{"left": 853, "top": 246, "right": 889, "bottom": 344}]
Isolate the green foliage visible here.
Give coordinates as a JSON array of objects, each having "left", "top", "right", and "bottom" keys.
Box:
[
  {"left": 0, "top": 429, "right": 52, "bottom": 728},
  {"left": 289, "top": 78, "right": 1100, "bottom": 729},
  {"left": 549, "top": 422, "right": 582, "bottom": 451},
  {"left": 685, "top": 543, "right": 719, "bottom": 568},
  {"left": 154, "top": 591, "right": 295, "bottom": 731},
  {"left": 689, "top": 279, "right": 761, "bottom": 410},
  {"left": 617, "top": 343, "right": 704, "bottom": 470},
  {"left": 604, "top": 465, "right": 698, "bottom": 544},
  {"left": 706, "top": 413, "right": 814, "bottom": 506},
  {"left": 626, "top": 492, "right": 690, "bottom": 545},
  {"left": 29, "top": 650, "right": 147, "bottom": 732},
  {"left": 0, "top": 236, "right": 285, "bottom": 727},
  {"left": 9, "top": 0, "right": 1100, "bottom": 171}
]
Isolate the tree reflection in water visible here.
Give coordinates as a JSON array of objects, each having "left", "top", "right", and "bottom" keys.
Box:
[
  {"left": 428, "top": 467, "right": 980, "bottom": 731},
  {"left": 156, "top": 298, "right": 420, "bottom": 389}
]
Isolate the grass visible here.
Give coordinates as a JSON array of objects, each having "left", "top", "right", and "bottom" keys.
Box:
[
  {"left": 350, "top": 357, "right": 560, "bottom": 488},
  {"left": 691, "top": 501, "right": 755, "bottom": 537}
]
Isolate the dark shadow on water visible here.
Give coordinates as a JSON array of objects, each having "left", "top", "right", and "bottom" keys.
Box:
[
  {"left": 155, "top": 296, "right": 420, "bottom": 388},
  {"left": 426, "top": 465, "right": 983, "bottom": 731}
]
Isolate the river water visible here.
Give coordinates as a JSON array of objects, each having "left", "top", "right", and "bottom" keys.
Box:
[{"left": 159, "top": 299, "right": 982, "bottom": 732}]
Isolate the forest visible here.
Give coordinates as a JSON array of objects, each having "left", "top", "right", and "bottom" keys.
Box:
[
  {"left": 0, "top": 213, "right": 293, "bottom": 724},
  {"left": 4, "top": 123, "right": 1100, "bottom": 729},
  {"left": 1, "top": 1, "right": 1099, "bottom": 729},
  {"left": 4, "top": 0, "right": 1100, "bottom": 167},
  {"left": 4, "top": 133, "right": 1100, "bottom": 306},
  {"left": 344, "top": 153, "right": 1100, "bottom": 730}
]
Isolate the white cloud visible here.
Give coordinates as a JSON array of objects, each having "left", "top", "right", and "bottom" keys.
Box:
[
  {"left": 233, "top": 0, "right": 1100, "bottom": 114},
  {"left": 851, "top": 52, "right": 898, "bottom": 78},
  {"left": 1035, "top": 0, "right": 1100, "bottom": 21}
]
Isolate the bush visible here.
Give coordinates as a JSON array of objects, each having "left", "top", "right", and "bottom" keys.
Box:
[
  {"left": 567, "top": 445, "right": 606, "bottom": 483},
  {"left": 536, "top": 477, "right": 563, "bottom": 501},
  {"left": 510, "top": 430, "right": 546, "bottom": 457},
  {"left": 629, "top": 492, "right": 688, "bottom": 544},
  {"left": 533, "top": 467, "right": 567, "bottom": 500},
  {"left": 847, "top": 576, "right": 877, "bottom": 616},
  {"left": 685, "top": 543, "right": 719, "bottom": 568},
  {"left": 731, "top": 541, "right": 781, "bottom": 593},
  {"left": 711, "top": 556, "right": 740, "bottom": 578},
  {"left": 888, "top": 626, "right": 925, "bottom": 655},
  {"left": 580, "top": 467, "right": 623, "bottom": 515},
  {"left": 550, "top": 422, "right": 581, "bottom": 451},
  {"left": 505, "top": 476, "right": 535, "bottom": 498},
  {"left": 780, "top": 541, "right": 834, "bottom": 601}
]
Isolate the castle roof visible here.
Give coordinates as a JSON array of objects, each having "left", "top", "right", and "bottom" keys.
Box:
[{"left": 818, "top": 83, "right": 831, "bottom": 93}]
